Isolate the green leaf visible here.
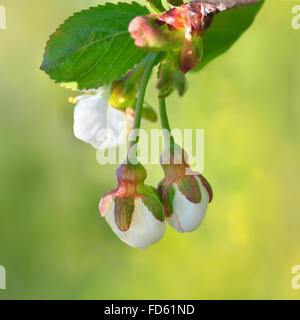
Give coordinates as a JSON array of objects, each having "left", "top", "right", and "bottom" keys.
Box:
[
  {"left": 167, "top": 0, "right": 184, "bottom": 7},
  {"left": 40, "top": 3, "right": 149, "bottom": 89},
  {"left": 147, "top": 0, "right": 166, "bottom": 13},
  {"left": 195, "top": 1, "right": 264, "bottom": 71}
]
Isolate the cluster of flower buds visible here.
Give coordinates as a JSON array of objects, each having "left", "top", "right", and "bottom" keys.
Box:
[
  {"left": 78, "top": 0, "right": 260, "bottom": 248},
  {"left": 129, "top": 1, "right": 217, "bottom": 75},
  {"left": 99, "top": 144, "right": 213, "bottom": 248},
  {"left": 40, "top": 0, "right": 262, "bottom": 250},
  {"left": 129, "top": 0, "right": 260, "bottom": 96}
]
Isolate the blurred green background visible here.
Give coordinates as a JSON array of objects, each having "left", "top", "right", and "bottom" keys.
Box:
[{"left": 0, "top": 0, "right": 300, "bottom": 300}]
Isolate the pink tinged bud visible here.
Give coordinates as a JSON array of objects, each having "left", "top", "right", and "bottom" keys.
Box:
[
  {"left": 167, "top": 176, "right": 210, "bottom": 232},
  {"left": 99, "top": 163, "right": 166, "bottom": 249},
  {"left": 158, "top": 146, "right": 213, "bottom": 233},
  {"left": 129, "top": 2, "right": 220, "bottom": 72},
  {"left": 129, "top": 14, "right": 184, "bottom": 51}
]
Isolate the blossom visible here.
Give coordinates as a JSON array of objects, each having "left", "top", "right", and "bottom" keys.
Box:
[
  {"left": 129, "top": 0, "right": 261, "bottom": 73},
  {"left": 100, "top": 163, "right": 166, "bottom": 250},
  {"left": 129, "top": 1, "right": 216, "bottom": 73},
  {"left": 73, "top": 86, "right": 133, "bottom": 150},
  {"left": 158, "top": 145, "right": 213, "bottom": 232}
]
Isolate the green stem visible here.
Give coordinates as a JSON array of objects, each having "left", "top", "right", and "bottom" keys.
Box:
[
  {"left": 158, "top": 96, "right": 174, "bottom": 149},
  {"left": 128, "top": 53, "right": 158, "bottom": 161}
]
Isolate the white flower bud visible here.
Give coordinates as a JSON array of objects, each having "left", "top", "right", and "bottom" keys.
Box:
[
  {"left": 103, "top": 198, "right": 166, "bottom": 250},
  {"left": 167, "top": 176, "right": 210, "bottom": 233},
  {"left": 73, "top": 87, "right": 132, "bottom": 150},
  {"left": 158, "top": 145, "right": 213, "bottom": 233}
]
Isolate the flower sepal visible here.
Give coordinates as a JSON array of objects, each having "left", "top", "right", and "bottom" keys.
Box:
[
  {"left": 137, "top": 184, "right": 165, "bottom": 222},
  {"left": 180, "top": 34, "right": 203, "bottom": 73},
  {"left": 157, "top": 50, "right": 187, "bottom": 97}
]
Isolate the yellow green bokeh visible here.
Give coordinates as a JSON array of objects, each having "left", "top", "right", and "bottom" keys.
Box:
[{"left": 0, "top": 0, "right": 299, "bottom": 299}]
